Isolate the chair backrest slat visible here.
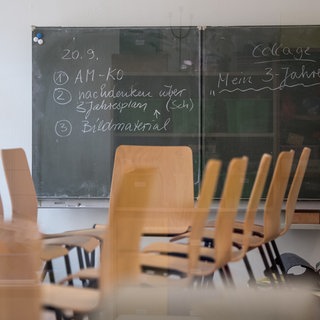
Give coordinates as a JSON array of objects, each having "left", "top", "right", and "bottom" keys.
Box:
[
  {"left": 241, "top": 154, "right": 272, "bottom": 251},
  {"left": 188, "top": 159, "right": 221, "bottom": 274},
  {"left": 263, "top": 150, "right": 294, "bottom": 242},
  {"left": 282, "top": 147, "right": 311, "bottom": 235},
  {"left": 100, "top": 167, "right": 158, "bottom": 296},
  {"left": 214, "top": 156, "right": 248, "bottom": 268},
  {"left": 1, "top": 148, "right": 38, "bottom": 223}
]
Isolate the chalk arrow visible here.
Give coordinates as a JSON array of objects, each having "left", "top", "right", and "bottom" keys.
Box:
[{"left": 154, "top": 110, "right": 160, "bottom": 119}]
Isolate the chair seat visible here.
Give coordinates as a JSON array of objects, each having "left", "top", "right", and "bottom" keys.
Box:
[
  {"left": 231, "top": 232, "right": 264, "bottom": 248},
  {"left": 206, "top": 220, "right": 265, "bottom": 236},
  {"left": 59, "top": 267, "right": 99, "bottom": 283},
  {"left": 41, "top": 245, "right": 69, "bottom": 261},
  {"left": 143, "top": 238, "right": 246, "bottom": 267},
  {"left": 43, "top": 235, "right": 100, "bottom": 253},
  {"left": 57, "top": 227, "right": 106, "bottom": 241},
  {"left": 141, "top": 247, "right": 230, "bottom": 278},
  {"left": 41, "top": 283, "right": 100, "bottom": 313}
]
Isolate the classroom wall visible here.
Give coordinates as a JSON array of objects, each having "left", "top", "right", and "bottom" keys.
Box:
[{"left": 0, "top": 0, "right": 320, "bottom": 279}]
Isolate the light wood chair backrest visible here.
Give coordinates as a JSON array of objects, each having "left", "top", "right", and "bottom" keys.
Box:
[
  {"left": 111, "top": 145, "right": 195, "bottom": 235},
  {"left": 188, "top": 159, "right": 221, "bottom": 274},
  {"left": 213, "top": 156, "right": 248, "bottom": 269},
  {"left": 281, "top": 147, "right": 311, "bottom": 235},
  {"left": 0, "top": 195, "right": 3, "bottom": 221},
  {"left": 99, "top": 167, "right": 158, "bottom": 297},
  {"left": 1, "top": 148, "right": 38, "bottom": 223},
  {"left": 0, "top": 219, "right": 41, "bottom": 320},
  {"left": 240, "top": 153, "right": 272, "bottom": 253},
  {"left": 262, "top": 150, "right": 294, "bottom": 243}
]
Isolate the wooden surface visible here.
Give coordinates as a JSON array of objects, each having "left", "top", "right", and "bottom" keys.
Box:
[{"left": 292, "top": 211, "right": 320, "bottom": 224}]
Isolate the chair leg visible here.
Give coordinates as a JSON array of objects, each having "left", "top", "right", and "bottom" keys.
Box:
[
  {"left": 90, "top": 249, "right": 96, "bottom": 267},
  {"left": 77, "top": 247, "right": 95, "bottom": 268},
  {"left": 271, "top": 239, "right": 286, "bottom": 275},
  {"left": 64, "top": 254, "right": 74, "bottom": 286},
  {"left": 198, "top": 274, "right": 215, "bottom": 288},
  {"left": 42, "top": 260, "right": 55, "bottom": 283},
  {"left": 242, "top": 254, "right": 257, "bottom": 288},
  {"left": 258, "top": 245, "right": 276, "bottom": 285},
  {"left": 45, "top": 307, "right": 64, "bottom": 320},
  {"left": 84, "top": 250, "right": 93, "bottom": 268},
  {"left": 76, "top": 247, "right": 85, "bottom": 269},
  {"left": 264, "top": 242, "right": 284, "bottom": 283},
  {"left": 223, "top": 264, "right": 235, "bottom": 287},
  {"left": 218, "top": 268, "right": 230, "bottom": 286}
]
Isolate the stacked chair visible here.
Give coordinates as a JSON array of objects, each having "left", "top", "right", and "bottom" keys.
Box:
[
  {"left": 41, "top": 157, "right": 250, "bottom": 319},
  {"left": 226, "top": 148, "right": 310, "bottom": 285},
  {"left": 1, "top": 148, "right": 100, "bottom": 283},
  {"left": 151, "top": 153, "right": 272, "bottom": 286},
  {"left": 41, "top": 166, "right": 166, "bottom": 319},
  {"left": 0, "top": 145, "right": 312, "bottom": 319},
  {"left": 141, "top": 156, "right": 248, "bottom": 287},
  {"left": 54, "top": 148, "right": 223, "bottom": 288},
  {"left": 200, "top": 150, "right": 296, "bottom": 285},
  {"left": 265, "top": 147, "right": 311, "bottom": 278},
  {"left": 0, "top": 218, "right": 42, "bottom": 320}
]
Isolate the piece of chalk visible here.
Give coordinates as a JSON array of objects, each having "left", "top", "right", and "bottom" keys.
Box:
[
  {"left": 33, "top": 36, "right": 39, "bottom": 42},
  {"left": 36, "top": 32, "right": 43, "bottom": 39},
  {"left": 38, "top": 39, "right": 44, "bottom": 45}
]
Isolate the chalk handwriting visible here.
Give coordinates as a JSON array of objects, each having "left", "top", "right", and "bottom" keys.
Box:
[
  {"left": 217, "top": 73, "right": 253, "bottom": 89},
  {"left": 78, "top": 84, "right": 152, "bottom": 100},
  {"left": 158, "top": 84, "right": 194, "bottom": 112},
  {"left": 74, "top": 68, "right": 124, "bottom": 83},
  {"left": 53, "top": 88, "right": 72, "bottom": 105},
  {"left": 81, "top": 117, "right": 171, "bottom": 133},
  {"left": 61, "top": 48, "right": 96, "bottom": 61},
  {"left": 212, "top": 63, "right": 320, "bottom": 95},
  {"left": 51, "top": 57, "right": 197, "bottom": 137},
  {"left": 76, "top": 99, "right": 148, "bottom": 119},
  {"left": 55, "top": 120, "right": 72, "bottom": 137},
  {"left": 252, "top": 43, "right": 313, "bottom": 63}
]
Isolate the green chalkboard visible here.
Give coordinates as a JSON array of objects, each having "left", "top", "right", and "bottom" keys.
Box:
[
  {"left": 202, "top": 26, "right": 320, "bottom": 199},
  {"left": 32, "top": 27, "right": 201, "bottom": 198},
  {"left": 33, "top": 26, "right": 320, "bottom": 201}
]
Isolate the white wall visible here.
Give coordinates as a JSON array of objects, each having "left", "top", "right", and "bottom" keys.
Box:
[{"left": 0, "top": 0, "right": 320, "bottom": 279}]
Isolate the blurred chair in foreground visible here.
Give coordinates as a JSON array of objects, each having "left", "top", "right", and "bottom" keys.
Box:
[
  {"left": 1, "top": 148, "right": 99, "bottom": 283},
  {"left": 0, "top": 219, "right": 42, "bottom": 320},
  {"left": 41, "top": 167, "right": 158, "bottom": 320}
]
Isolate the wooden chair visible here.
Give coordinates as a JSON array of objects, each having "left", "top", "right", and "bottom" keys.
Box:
[
  {"left": 1, "top": 148, "right": 100, "bottom": 282},
  {"left": 41, "top": 167, "right": 158, "bottom": 320},
  {"left": 59, "top": 144, "right": 195, "bottom": 240},
  {"left": 165, "top": 153, "right": 272, "bottom": 285},
  {"left": 1, "top": 152, "right": 66, "bottom": 283},
  {"left": 111, "top": 145, "right": 196, "bottom": 236},
  {"left": 204, "top": 149, "right": 304, "bottom": 285},
  {"left": 139, "top": 158, "right": 222, "bottom": 283},
  {"left": 141, "top": 156, "right": 248, "bottom": 286},
  {"left": 220, "top": 150, "right": 295, "bottom": 284},
  {"left": 55, "top": 146, "right": 221, "bottom": 285},
  {"left": 249, "top": 147, "right": 311, "bottom": 277},
  {"left": 0, "top": 219, "right": 42, "bottom": 320}
]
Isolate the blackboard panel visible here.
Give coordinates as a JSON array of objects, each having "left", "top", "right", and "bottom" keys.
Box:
[
  {"left": 32, "top": 27, "right": 201, "bottom": 198},
  {"left": 203, "top": 26, "right": 320, "bottom": 199},
  {"left": 33, "top": 26, "right": 320, "bottom": 201}
]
